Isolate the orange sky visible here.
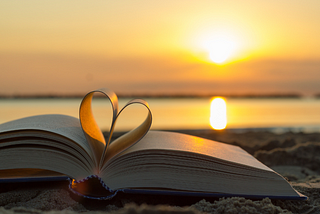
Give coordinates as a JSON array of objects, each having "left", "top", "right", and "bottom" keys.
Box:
[{"left": 1, "top": 0, "right": 320, "bottom": 96}]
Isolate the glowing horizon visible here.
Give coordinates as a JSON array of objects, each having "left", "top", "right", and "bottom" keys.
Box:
[{"left": 1, "top": 1, "right": 320, "bottom": 96}]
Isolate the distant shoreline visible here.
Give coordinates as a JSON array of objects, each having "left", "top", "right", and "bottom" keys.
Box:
[{"left": 0, "top": 93, "right": 313, "bottom": 99}]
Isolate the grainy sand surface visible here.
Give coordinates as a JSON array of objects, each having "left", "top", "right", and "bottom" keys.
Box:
[{"left": 1, "top": 130, "right": 320, "bottom": 214}]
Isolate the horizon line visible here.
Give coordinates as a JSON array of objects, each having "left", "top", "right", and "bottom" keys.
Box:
[{"left": 0, "top": 92, "right": 317, "bottom": 99}]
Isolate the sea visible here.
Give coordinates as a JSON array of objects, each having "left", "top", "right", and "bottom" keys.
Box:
[{"left": 1, "top": 97, "right": 320, "bottom": 133}]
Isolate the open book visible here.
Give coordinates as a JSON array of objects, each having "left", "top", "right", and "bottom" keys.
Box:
[{"left": 0, "top": 88, "right": 306, "bottom": 200}]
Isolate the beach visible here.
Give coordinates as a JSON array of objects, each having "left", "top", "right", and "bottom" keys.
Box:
[
  {"left": 2, "top": 0, "right": 320, "bottom": 213},
  {"left": 1, "top": 130, "right": 320, "bottom": 214}
]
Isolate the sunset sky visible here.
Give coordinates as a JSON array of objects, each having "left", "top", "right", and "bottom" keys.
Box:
[{"left": 1, "top": 0, "right": 320, "bottom": 96}]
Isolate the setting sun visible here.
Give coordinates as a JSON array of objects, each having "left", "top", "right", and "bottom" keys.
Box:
[
  {"left": 196, "top": 30, "right": 241, "bottom": 64},
  {"left": 208, "top": 37, "right": 237, "bottom": 63}
]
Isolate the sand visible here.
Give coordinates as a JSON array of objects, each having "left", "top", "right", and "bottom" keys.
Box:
[{"left": 1, "top": 130, "right": 320, "bottom": 214}]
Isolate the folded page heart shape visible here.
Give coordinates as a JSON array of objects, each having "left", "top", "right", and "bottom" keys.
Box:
[{"left": 79, "top": 88, "right": 152, "bottom": 173}]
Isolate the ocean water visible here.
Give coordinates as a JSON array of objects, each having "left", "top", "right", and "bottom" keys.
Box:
[{"left": 1, "top": 97, "right": 320, "bottom": 133}]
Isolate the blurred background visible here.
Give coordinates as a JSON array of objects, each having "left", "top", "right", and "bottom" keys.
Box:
[{"left": 1, "top": 0, "right": 320, "bottom": 132}]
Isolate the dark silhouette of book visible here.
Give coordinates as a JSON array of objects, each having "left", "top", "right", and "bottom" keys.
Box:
[{"left": 0, "top": 88, "right": 306, "bottom": 200}]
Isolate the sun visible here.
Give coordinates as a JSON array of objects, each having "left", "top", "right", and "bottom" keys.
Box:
[
  {"left": 208, "top": 37, "right": 237, "bottom": 63},
  {"left": 198, "top": 32, "right": 239, "bottom": 64},
  {"left": 206, "top": 36, "right": 237, "bottom": 64}
]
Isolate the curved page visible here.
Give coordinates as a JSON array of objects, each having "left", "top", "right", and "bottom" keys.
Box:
[
  {"left": 101, "top": 99, "right": 152, "bottom": 167},
  {"left": 79, "top": 88, "right": 118, "bottom": 170},
  {"left": 79, "top": 88, "right": 152, "bottom": 172}
]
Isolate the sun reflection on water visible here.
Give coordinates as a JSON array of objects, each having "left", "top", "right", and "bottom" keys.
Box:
[{"left": 210, "top": 97, "right": 227, "bottom": 130}]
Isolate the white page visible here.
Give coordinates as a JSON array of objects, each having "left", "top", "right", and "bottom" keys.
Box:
[
  {"left": 120, "top": 130, "right": 272, "bottom": 172},
  {"left": 0, "top": 114, "right": 92, "bottom": 155}
]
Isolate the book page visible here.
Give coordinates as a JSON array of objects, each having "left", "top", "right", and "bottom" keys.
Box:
[
  {"left": 79, "top": 88, "right": 118, "bottom": 168},
  {"left": 101, "top": 99, "right": 152, "bottom": 166},
  {"left": 0, "top": 145, "right": 92, "bottom": 180},
  {"left": 0, "top": 114, "right": 91, "bottom": 155},
  {"left": 119, "top": 130, "right": 272, "bottom": 172}
]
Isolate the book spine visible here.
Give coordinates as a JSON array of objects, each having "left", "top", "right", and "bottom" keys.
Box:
[{"left": 68, "top": 175, "right": 123, "bottom": 200}]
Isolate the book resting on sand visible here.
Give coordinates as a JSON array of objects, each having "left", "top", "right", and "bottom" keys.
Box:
[{"left": 0, "top": 88, "right": 307, "bottom": 200}]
